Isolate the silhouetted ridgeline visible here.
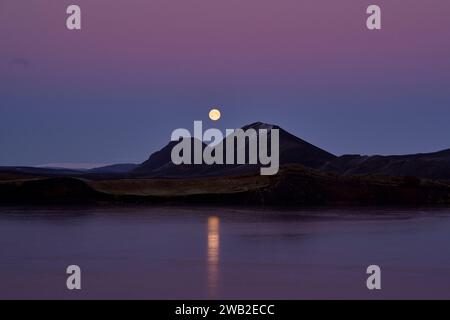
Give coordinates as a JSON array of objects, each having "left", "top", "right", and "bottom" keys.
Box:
[
  {"left": 321, "top": 149, "right": 450, "bottom": 181},
  {"left": 0, "top": 122, "right": 449, "bottom": 205}
]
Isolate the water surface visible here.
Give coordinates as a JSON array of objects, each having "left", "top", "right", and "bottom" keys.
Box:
[{"left": 1, "top": 206, "right": 449, "bottom": 299}]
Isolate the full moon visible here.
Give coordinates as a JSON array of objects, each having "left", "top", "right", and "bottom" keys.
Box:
[{"left": 209, "top": 108, "right": 221, "bottom": 121}]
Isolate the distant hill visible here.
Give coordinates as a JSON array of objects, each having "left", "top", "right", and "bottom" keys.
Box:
[
  {"left": 0, "top": 166, "right": 83, "bottom": 177},
  {"left": 89, "top": 163, "right": 138, "bottom": 174},
  {"left": 322, "top": 149, "right": 450, "bottom": 181}
]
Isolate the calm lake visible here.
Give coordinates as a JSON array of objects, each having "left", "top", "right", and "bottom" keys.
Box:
[{"left": 1, "top": 206, "right": 450, "bottom": 299}]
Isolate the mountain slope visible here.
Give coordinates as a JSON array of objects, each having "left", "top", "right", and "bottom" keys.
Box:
[
  {"left": 322, "top": 149, "right": 450, "bottom": 180},
  {"left": 132, "top": 138, "right": 209, "bottom": 178},
  {"left": 249, "top": 122, "right": 335, "bottom": 168}
]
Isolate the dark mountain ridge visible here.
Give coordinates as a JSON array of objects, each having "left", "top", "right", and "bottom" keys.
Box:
[
  {"left": 322, "top": 148, "right": 450, "bottom": 181},
  {"left": 2, "top": 122, "right": 449, "bottom": 181},
  {"left": 1, "top": 121, "right": 449, "bottom": 205}
]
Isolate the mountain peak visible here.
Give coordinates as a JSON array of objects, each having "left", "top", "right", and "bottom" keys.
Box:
[{"left": 241, "top": 122, "right": 278, "bottom": 131}]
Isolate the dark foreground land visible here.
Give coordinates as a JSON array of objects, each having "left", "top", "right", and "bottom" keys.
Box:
[{"left": 0, "top": 164, "right": 449, "bottom": 205}]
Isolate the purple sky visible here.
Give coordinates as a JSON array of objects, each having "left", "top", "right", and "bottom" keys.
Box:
[{"left": 1, "top": 0, "right": 450, "bottom": 166}]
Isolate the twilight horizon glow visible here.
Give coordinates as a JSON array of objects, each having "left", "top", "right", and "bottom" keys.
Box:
[{"left": 1, "top": 0, "right": 450, "bottom": 166}]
